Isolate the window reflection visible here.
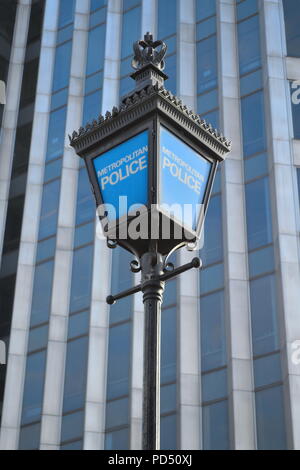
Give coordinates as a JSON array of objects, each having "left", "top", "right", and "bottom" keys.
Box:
[{"left": 283, "top": 0, "right": 300, "bottom": 57}]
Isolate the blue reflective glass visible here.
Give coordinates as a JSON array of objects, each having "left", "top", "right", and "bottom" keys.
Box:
[
  {"left": 83, "top": 90, "right": 102, "bottom": 125},
  {"left": 63, "top": 337, "right": 89, "bottom": 412},
  {"left": 105, "top": 428, "right": 129, "bottom": 450},
  {"left": 197, "top": 89, "right": 218, "bottom": 115},
  {"left": 74, "top": 221, "right": 95, "bottom": 248},
  {"left": 85, "top": 70, "right": 103, "bottom": 94},
  {"left": 163, "top": 279, "right": 177, "bottom": 307},
  {"left": 200, "top": 263, "right": 224, "bottom": 295},
  {"left": 237, "top": 0, "right": 258, "bottom": 21},
  {"left": 68, "top": 311, "right": 89, "bottom": 340},
  {"left": 52, "top": 41, "right": 72, "bottom": 92},
  {"left": 256, "top": 386, "right": 287, "bottom": 449},
  {"left": 19, "top": 423, "right": 41, "bottom": 450},
  {"left": 76, "top": 168, "right": 95, "bottom": 226},
  {"left": 107, "top": 323, "right": 131, "bottom": 399},
  {"left": 61, "top": 411, "right": 84, "bottom": 443},
  {"left": 38, "top": 179, "right": 60, "bottom": 240},
  {"left": 120, "top": 75, "right": 134, "bottom": 97},
  {"left": 51, "top": 88, "right": 68, "bottom": 110},
  {"left": 290, "top": 81, "right": 300, "bottom": 139},
  {"left": 201, "top": 195, "right": 223, "bottom": 266},
  {"left": 31, "top": 261, "right": 54, "bottom": 326},
  {"left": 161, "top": 384, "right": 176, "bottom": 414},
  {"left": 245, "top": 177, "right": 272, "bottom": 250},
  {"left": 202, "top": 368, "right": 227, "bottom": 403},
  {"left": 90, "top": 6, "right": 106, "bottom": 28},
  {"left": 164, "top": 36, "right": 176, "bottom": 55},
  {"left": 240, "top": 69, "right": 262, "bottom": 96},
  {"left": 196, "top": 0, "right": 216, "bottom": 22},
  {"left": 201, "top": 109, "right": 219, "bottom": 130},
  {"left": 123, "top": 0, "right": 140, "bottom": 10},
  {"left": 196, "top": 16, "right": 216, "bottom": 41},
  {"left": 161, "top": 307, "right": 176, "bottom": 383},
  {"left": 249, "top": 245, "right": 275, "bottom": 278},
  {"left": 200, "top": 291, "right": 227, "bottom": 371},
  {"left": 203, "top": 400, "right": 229, "bottom": 450},
  {"left": 120, "top": 56, "right": 132, "bottom": 77},
  {"left": 238, "top": 15, "right": 261, "bottom": 75},
  {"left": 254, "top": 352, "right": 282, "bottom": 389},
  {"left": 244, "top": 152, "right": 268, "bottom": 181},
  {"left": 57, "top": 24, "right": 73, "bottom": 44},
  {"left": 46, "top": 107, "right": 67, "bottom": 161},
  {"left": 61, "top": 440, "right": 83, "bottom": 450},
  {"left": 36, "top": 236, "right": 56, "bottom": 262},
  {"left": 250, "top": 275, "right": 279, "bottom": 356},
  {"left": 69, "top": 245, "right": 94, "bottom": 312},
  {"left": 158, "top": 0, "right": 177, "bottom": 39},
  {"left": 28, "top": 325, "right": 49, "bottom": 353},
  {"left": 121, "top": 6, "right": 141, "bottom": 59},
  {"left": 106, "top": 397, "right": 129, "bottom": 429},
  {"left": 110, "top": 248, "right": 133, "bottom": 323},
  {"left": 164, "top": 54, "right": 176, "bottom": 94},
  {"left": 212, "top": 168, "right": 221, "bottom": 194},
  {"left": 91, "top": 0, "right": 107, "bottom": 12},
  {"left": 21, "top": 351, "right": 46, "bottom": 424},
  {"left": 44, "top": 158, "right": 62, "bottom": 182},
  {"left": 241, "top": 91, "right": 266, "bottom": 156},
  {"left": 161, "top": 414, "right": 177, "bottom": 450},
  {"left": 86, "top": 24, "right": 106, "bottom": 75},
  {"left": 58, "top": 0, "right": 75, "bottom": 28},
  {"left": 197, "top": 36, "right": 217, "bottom": 93},
  {"left": 283, "top": 0, "right": 300, "bottom": 57}
]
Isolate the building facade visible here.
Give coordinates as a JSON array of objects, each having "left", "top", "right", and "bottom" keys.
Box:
[{"left": 0, "top": 0, "right": 300, "bottom": 450}]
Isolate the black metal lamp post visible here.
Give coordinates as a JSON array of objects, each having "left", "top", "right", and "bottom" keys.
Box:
[{"left": 69, "top": 33, "right": 231, "bottom": 450}]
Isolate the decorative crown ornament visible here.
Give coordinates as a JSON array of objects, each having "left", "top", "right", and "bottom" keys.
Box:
[{"left": 131, "top": 32, "right": 167, "bottom": 71}]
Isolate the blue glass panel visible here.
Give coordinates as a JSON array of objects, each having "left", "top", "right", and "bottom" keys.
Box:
[
  {"left": 107, "top": 322, "right": 131, "bottom": 399},
  {"left": 283, "top": 0, "right": 300, "bottom": 57},
  {"left": 19, "top": 423, "right": 41, "bottom": 450},
  {"left": 68, "top": 311, "right": 89, "bottom": 340},
  {"left": 61, "top": 440, "right": 83, "bottom": 450},
  {"left": 21, "top": 351, "right": 46, "bottom": 425},
  {"left": 241, "top": 91, "right": 266, "bottom": 156},
  {"left": 46, "top": 107, "right": 67, "bottom": 161},
  {"left": 249, "top": 245, "right": 275, "bottom": 278},
  {"left": 196, "top": 16, "right": 216, "bottom": 41},
  {"left": 245, "top": 177, "right": 272, "bottom": 250},
  {"left": 110, "top": 252, "right": 133, "bottom": 324},
  {"left": 28, "top": 325, "right": 49, "bottom": 353},
  {"left": 52, "top": 41, "right": 72, "bottom": 92},
  {"left": 86, "top": 24, "right": 106, "bottom": 76},
  {"left": 161, "top": 307, "right": 176, "bottom": 383},
  {"left": 200, "top": 291, "right": 227, "bottom": 371},
  {"left": 76, "top": 168, "right": 95, "bottom": 226},
  {"left": 69, "top": 245, "right": 93, "bottom": 312},
  {"left": 85, "top": 70, "right": 103, "bottom": 94},
  {"left": 201, "top": 194, "right": 223, "bottom": 266},
  {"left": 120, "top": 56, "right": 132, "bottom": 77},
  {"left": 120, "top": 75, "right": 134, "bottom": 97},
  {"left": 51, "top": 88, "right": 68, "bottom": 110},
  {"left": 163, "top": 279, "right": 177, "bottom": 307},
  {"left": 90, "top": 6, "right": 107, "bottom": 28},
  {"left": 197, "top": 89, "right": 218, "bottom": 114},
  {"left": 202, "top": 368, "right": 227, "bottom": 403},
  {"left": 250, "top": 275, "right": 279, "bottom": 356},
  {"left": 57, "top": 24, "right": 73, "bottom": 44},
  {"left": 164, "top": 53, "right": 176, "bottom": 94},
  {"left": 31, "top": 261, "right": 54, "bottom": 326},
  {"left": 106, "top": 397, "right": 129, "bottom": 429},
  {"left": 238, "top": 15, "right": 261, "bottom": 75},
  {"left": 196, "top": 0, "right": 216, "bottom": 22},
  {"left": 200, "top": 263, "right": 224, "bottom": 295},
  {"left": 201, "top": 109, "right": 219, "bottom": 130},
  {"left": 164, "top": 36, "right": 176, "bottom": 55},
  {"left": 123, "top": 0, "right": 140, "bottom": 10},
  {"left": 74, "top": 222, "right": 95, "bottom": 248},
  {"left": 91, "top": 0, "right": 107, "bottom": 12},
  {"left": 290, "top": 81, "right": 300, "bottom": 139},
  {"left": 121, "top": 6, "right": 141, "bottom": 59},
  {"left": 212, "top": 168, "right": 221, "bottom": 194},
  {"left": 244, "top": 153, "right": 268, "bottom": 181},
  {"left": 44, "top": 158, "right": 62, "bottom": 183},
  {"left": 203, "top": 400, "right": 229, "bottom": 450},
  {"left": 63, "top": 336, "right": 89, "bottom": 412},
  {"left": 61, "top": 411, "right": 84, "bottom": 442},
  {"left": 58, "top": 0, "right": 75, "bottom": 28},
  {"left": 38, "top": 179, "right": 60, "bottom": 240},
  {"left": 237, "top": 0, "right": 258, "bottom": 21},
  {"left": 197, "top": 35, "right": 217, "bottom": 93},
  {"left": 240, "top": 69, "right": 262, "bottom": 96},
  {"left": 256, "top": 386, "right": 287, "bottom": 449},
  {"left": 161, "top": 384, "right": 176, "bottom": 414},
  {"left": 254, "top": 352, "right": 282, "bottom": 389},
  {"left": 158, "top": 0, "right": 177, "bottom": 39},
  {"left": 161, "top": 414, "right": 177, "bottom": 450},
  {"left": 105, "top": 428, "right": 129, "bottom": 450},
  {"left": 83, "top": 90, "right": 102, "bottom": 125},
  {"left": 36, "top": 236, "right": 56, "bottom": 262}
]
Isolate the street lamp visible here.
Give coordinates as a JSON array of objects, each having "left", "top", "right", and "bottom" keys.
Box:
[{"left": 69, "top": 33, "right": 231, "bottom": 450}]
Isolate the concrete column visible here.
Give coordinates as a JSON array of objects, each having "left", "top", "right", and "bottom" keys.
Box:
[
  {"left": 218, "top": 0, "right": 256, "bottom": 450},
  {"left": 261, "top": 0, "right": 300, "bottom": 450},
  {"left": 0, "top": 0, "right": 58, "bottom": 450},
  {"left": 83, "top": 0, "right": 122, "bottom": 450},
  {"left": 0, "top": 0, "right": 31, "bottom": 261},
  {"left": 176, "top": 0, "right": 201, "bottom": 450},
  {"left": 39, "top": 0, "right": 90, "bottom": 450}
]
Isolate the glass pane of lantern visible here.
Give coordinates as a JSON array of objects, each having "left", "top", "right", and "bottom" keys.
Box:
[
  {"left": 92, "top": 130, "right": 148, "bottom": 221},
  {"left": 159, "top": 126, "right": 213, "bottom": 232}
]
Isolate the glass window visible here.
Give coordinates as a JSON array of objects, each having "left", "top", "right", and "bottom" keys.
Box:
[
  {"left": 161, "top": 414, "right": 177, "bottom": 450},
  {"left": 164, "top": 53, "right": 176, "bottom": 95},
  {"left": 200, "top": 291, "right": 227, "bottom": 371},
  {"left": 86, "top": 24, "right": 106, "bottom": 75},
  {"left": 52, "top": 41, "right": 72, "bottom": 92},
  {"left": 201, "top": 195, "right": 223, "bottom": 266},
  {"left": 28, "top": 325, "right": 49, "bottom": 353},
  {"left": 248, "top": 245, "right": 275, "bottom": 278},
  {"left": 283, "top": 0, "right": 300, "bottom": 57},
  {"left": 75, "top": 168, "right": 95, "bottom": 226},
  {"left": 83, "top": 90, "right": 102, "bottom": 125},
  {"left": 244, "top": 152, "right": 268, "bottom": 182},
  {"left": 63, "top": 336, "right": 89, "bottom": 412},
  {"left": 51, "top": 88, "right": 68, "bottom": 110},
  {"left": 161, "top": 307, "right": 176, "bottom": 384},
  {"left": 105, "top": 427, "right": 129, "bottom": 450},
  {"left": 31, "top": 261, "right": 54, "bottom": 326},
  {"left": 58, "top": 0, "right": 75, "bottom": 28},
  {"left": 202, "top": 368, "right": 227, "bottom": 403},
  {"left": 290, "top": 81, "right": 300, "bottom": 139},
  {"left": 21, "top": 351, "right": 46, "bottom": 425},
  {"left": 241, "top": 91, "right": 266, "bottom": 157},
  {"left": 90, "top": 6, "right": 107, "bottom": 28},
  {"left": 163, "top": 279, "right": 177, "bottom": 307},
  {"left": 121, "top": 6, "right": 141, "bottom": 59},
  {"left": 110, "top": 248, "right": 133, "bottom": 324},
  {"left": 61, "top": 440, "right": 83, "bottom": 450},
  {"left": 57, "top": 24, "right": 73, "bottom": 44},
  {"left": 201, "top": 109, "right": 219, "bottom": 130},
  {"left": 68, "top": 310, "right": 89, "bottom": 340},
  {"left": 69, "top": 245, "right": 94, "bottom": 313},
  {"left": 240, "top": 69, "right": 262, "bottom": 96},
  {"left": 255, "top": 386, "right": 287, "bottom": 449},
  {"left": 196, "top": 0, "right": 216, "bottom": 22},
  {"left": 74, "top": 221, "right": 94, "bottom": 248},
  {"left": 254, "top": 352, "right": 282, "bottom": 389},
  {"left": 158, "top": 0, "right": 177, "bottom": 39},
  {"left": 203, "top": 400, "right": 229, "bottom": 450},
  {"left": 197, "top": 36, "right": 217, "bottom": 93},
  {"left": 237, "top": 0, "right": 258, "bottom": 21},
  {"left": 250, "top": 275, "right": 279, "bottom": 356},
  {"left": 44, "top": 158, "right": 62, "bottom": 182},
  {"left": 36, "top": 237, "right": 56, "bottom": 262},
  {"left": 19, "top": 422, "right": 41, "bottom": 450},
  {"left": 197, "top": 89, "right": 218, "bottom": 115},
  {"left": 200, "top": 263, "right": 224, "bottom": 295},
  {"left": 91, "top": 0, "right": 107, "bottom": 12},
  {"left": 245, "top": 177, "right": 272, "bottom": 250},
  {"left": 161, "top": 384, "right": 176, "bottom": 414},
  {"left": 106, "top": 397, "right": 129, "bottom": 429},
  {"left": 85, "top": 70, "right": 103, "bottom": 94},
  {"left": 61, "top": 411, "right": 84, "bottom": 443},
  {"left": 106, "top": 323, "right": 131, "bottom": 400},
  {"left": 46, "top": 107, "right": 67, "bottom": 161},
  {"left": 38, "top": 179, "right": 60, "bottom": 240},
  {"left": 196, "top": 16, "right": 216, "bottom": 41},
  {"left": 238, "top": 15, "right": 261, "bottom": 75}
]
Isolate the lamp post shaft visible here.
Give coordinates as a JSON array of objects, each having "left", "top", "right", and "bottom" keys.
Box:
[{"left": 141, "top": 252, "right": 165, "bottom": 450}]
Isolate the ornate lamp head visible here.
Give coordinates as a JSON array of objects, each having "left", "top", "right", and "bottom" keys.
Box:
[{"left": 132, "top": 32, "right": 167, "bottom": 71}]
